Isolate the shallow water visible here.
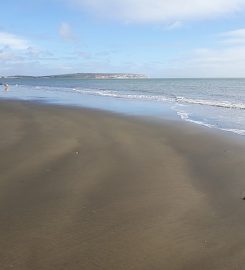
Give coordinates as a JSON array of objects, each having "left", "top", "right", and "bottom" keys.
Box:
[{"left": 1, "top": 78, "right": 245, "bottom": 135}]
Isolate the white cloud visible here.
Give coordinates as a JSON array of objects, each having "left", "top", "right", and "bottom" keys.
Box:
[
  {"left": 223, "top": 28, "right": 245, "bottom": 38},
  {"left": 0, "top": 50, "right": 20, "bottom": 61},
  {"left": 69, "top": 0, "right": 245, "bottom": 23},
  {"left": 159, "top": 29, "right": 245, "bottom": 77},
  {"left": 189, "top": 47, "right": 245, "bottom": 67},
  {"left": 220, "top": 28, "right": 245, "bottom": 45},
  {"left": 59, "top": 22, "right": 75, "bottom": 41},
  {"left": 0, "top": 32, "right": 29, "bottom": 50}
]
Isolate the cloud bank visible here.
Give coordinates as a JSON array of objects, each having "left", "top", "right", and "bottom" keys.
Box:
[
  {"left": 70, "top": 0, "right": 245, "bottom": 23},
  {"left": 221, "top": 28, "right": 245, "bottom": 45},
  {"left": 0, "top": 32, "right": 29, "bottom": 50}
]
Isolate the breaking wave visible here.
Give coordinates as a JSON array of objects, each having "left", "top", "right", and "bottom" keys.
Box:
[
  {"left": 73, "top": 88, "right": 245, "bottom": 110},
  {"left": 176, "top": 96, "right": 245, "bottom": 110}
]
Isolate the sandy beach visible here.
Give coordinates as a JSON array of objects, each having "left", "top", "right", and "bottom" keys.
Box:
[{"left": 0, "top": 100, "right": 245, "bottom": 270}]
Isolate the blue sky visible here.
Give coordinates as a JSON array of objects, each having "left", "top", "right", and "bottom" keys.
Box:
[{"left": 1, "top": 0, "right": 245, "bottom": 77}]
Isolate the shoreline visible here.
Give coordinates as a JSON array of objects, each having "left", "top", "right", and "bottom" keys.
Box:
[
  {"left": 1, "top": 79, "right": 245, "bottom": 138},
  {"left": 1, "top": 96, "right": 244, "bottom": 140},
  {"left": 0, "top": 100, "right": 245, "bottom": 269},
  {"left": 0, "top": 88, "right": 245, "bottom": 139}
]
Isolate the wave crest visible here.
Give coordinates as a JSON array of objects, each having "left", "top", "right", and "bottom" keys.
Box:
[{"left": 176, "top": 96, "right": 245, "bottom": 110}]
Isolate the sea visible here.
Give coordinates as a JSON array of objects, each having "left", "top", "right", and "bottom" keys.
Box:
[{"left": 1, "top": 77, "right": 245, "bottom": 136}]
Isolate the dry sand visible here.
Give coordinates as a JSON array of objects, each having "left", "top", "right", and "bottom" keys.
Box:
[{"left": 0, "top": 100, "right": 245, "bottom": 269}]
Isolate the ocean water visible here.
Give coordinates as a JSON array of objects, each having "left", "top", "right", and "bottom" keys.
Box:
[{"left": 1, "top": 77, "right": 245, "bottom": 136}]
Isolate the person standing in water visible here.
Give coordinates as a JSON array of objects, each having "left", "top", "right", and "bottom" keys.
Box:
[{"left": 3, "top": 83, "right": 9, "bottom": 91}]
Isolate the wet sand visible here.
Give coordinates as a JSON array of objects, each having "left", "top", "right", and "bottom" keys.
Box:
[{"left": 0, "top": 100, "right": 245, "bottom": 270}]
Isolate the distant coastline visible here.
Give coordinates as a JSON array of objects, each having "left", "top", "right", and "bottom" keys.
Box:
[{"left": 2, "top": 73, "right": 147, "bottom": 80}]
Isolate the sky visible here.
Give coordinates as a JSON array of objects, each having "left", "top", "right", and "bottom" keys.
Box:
[{"left": 1, "top": 0, "right": 245, "bottom": 77}]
